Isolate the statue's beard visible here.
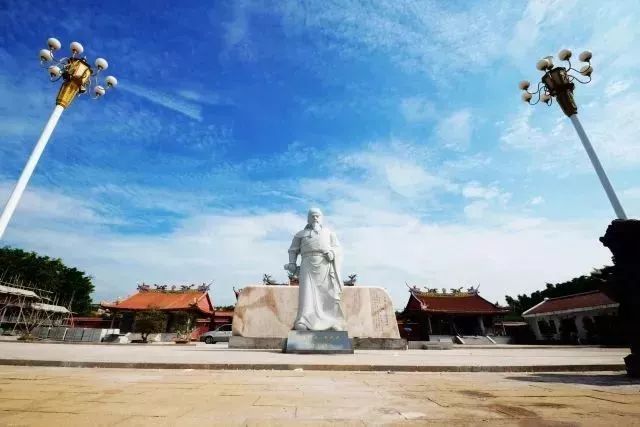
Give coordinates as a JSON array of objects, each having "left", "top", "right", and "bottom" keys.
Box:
[{"left": 306, "top": 221, "right": 322, "bottom": 234}]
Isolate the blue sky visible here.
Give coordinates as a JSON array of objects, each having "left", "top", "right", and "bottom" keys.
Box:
[{"left": 1, "top": 0, "right": 640, "bottom": 308}]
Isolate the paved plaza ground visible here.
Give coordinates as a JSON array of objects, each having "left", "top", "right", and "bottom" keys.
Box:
[
  {"left": 0, "top": 366, "right": 638, "bottom": 426},
  {"left": 0, "top": 341, "right": 629, "bottom": 371}
]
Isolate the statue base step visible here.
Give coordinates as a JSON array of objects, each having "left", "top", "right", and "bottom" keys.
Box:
[
  {"left": 229, "top": 336, "right": 406, "bottom": 350},
  {"left": 285, "top": 330, "right": 353, "bottom": 354}
]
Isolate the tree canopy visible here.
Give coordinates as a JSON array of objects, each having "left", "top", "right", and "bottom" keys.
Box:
[
  {"left": 505, "top": 266, "right": 614, "bottom": 316},
  {"left": 0, "top": 246, "right": 94, "bottom": 315}
]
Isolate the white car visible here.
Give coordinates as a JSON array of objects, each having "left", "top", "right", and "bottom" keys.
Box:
[{"left": 200, "top": 324, "right": 232, "bottom": 344}]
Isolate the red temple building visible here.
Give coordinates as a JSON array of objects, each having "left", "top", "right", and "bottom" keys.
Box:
[
  {"left": 522, "top": 290, "right": 621, "bottom": 344},
  {"left": 100, "top": 284, "right": 215, "bottom": 338},
  {"left": 400, "top": 287, "right": 509, "bottom": 341}
]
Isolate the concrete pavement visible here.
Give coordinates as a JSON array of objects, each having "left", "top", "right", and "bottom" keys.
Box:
[
  {"left": 0, "top": 341, "right": 628, "bottom": 372},
  {"left": 0, "top": 366, "right": 638, "bottom": 425}
]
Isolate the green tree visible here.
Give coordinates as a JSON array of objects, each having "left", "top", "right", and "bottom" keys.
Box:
[
  {"left": 170, "top": 311, "right": 195, "bottom": 339},
  {"left": 133, "top": 308, "right": 166, "bottom": 343},
  {"left": 0, "top": 246, "right": 94, "bottom": 315},
  {"left": 505, "top": 266, "right": 614, "bottom": 316}
]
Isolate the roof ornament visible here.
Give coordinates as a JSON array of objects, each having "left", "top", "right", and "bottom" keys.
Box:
[
  {"left": 406, "top": 282, "right": 429, "bottom": 310},
  {"left": 197, "top": 282, "right": 211, "bottom": 292},
  {"left": 263, "top": 274, "right": 278, "bottom": 285},
  {"left": 343, "top": 274, "right": 358, "bottom": 286},
  {"left": 137, "top": 283, "right": 150, "bottom": 292},
  {"left": 467, "top": 283, "right": 480, "bottom": 295}
]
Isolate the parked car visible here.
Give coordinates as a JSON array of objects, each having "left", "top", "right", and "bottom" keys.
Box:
[{"left": 200, "top": 324, "right": 232, "bottom": 344}]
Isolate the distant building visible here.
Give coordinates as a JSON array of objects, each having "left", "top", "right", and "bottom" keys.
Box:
[
  {"left": 71, "top": 317, "right": 113, "bottom": 329},
  {"left": 212, "top": 310, "right": 234, "bottom": 330},
  {"left": 400, "top": 288, "right": 508, "bottom": 340},
  {"left": 522, "top": 290, "right": 621, "bottom": 344},
  {"left": 100, "top": 284, "right": 215, "bottom": 337}
]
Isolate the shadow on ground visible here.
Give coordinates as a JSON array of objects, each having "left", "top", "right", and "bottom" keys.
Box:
[{"left": 506, "top": 373, "right": 640, "bottom": 386}]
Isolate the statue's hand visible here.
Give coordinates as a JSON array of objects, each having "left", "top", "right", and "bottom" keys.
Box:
[
  {"left": 284, "top": 263, "right": 298, "bottom": 274},
  {"left": 324, "top": 251, "right": 334, "bottom": 261}
]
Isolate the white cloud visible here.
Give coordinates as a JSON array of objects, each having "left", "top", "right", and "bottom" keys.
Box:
[
  {"left": 120, "top": 83, "right": 203, "bottom": 121},
  {"left": 275, "top": 1, "right": 518, "bottom": 77},
  {"left": 464, "top": 200, "right": 489, "bottom": 220},
  {"left": 508, "top": 0, "right": 579, "bottom": 63},
  {"left": 440, "top": 154, "right": 492, "bottom": 174},
  {"left": 461, "top": 182, "right": 510, "bottom": 220},
  {"left": 2, "top": 193, "right": 612, "bottom": 310},
  {"left": 605, "top": 80, "right": 632, "bottom": 98},
  {"left": 529, "top": 196, "right": 544, "bottom": 205},
  {"left": 220, "top": 1, "right": 256, "bottom": 62},
  {"left": 0, "top": 181, "right": 122, "bottom": 226},
  {"left": 175, "top": 89, "right": 231, "bottom": 107},
  {"left": 501, "top": 91, "right": 640, "bottom": 173},
  {"left": 384, "top": 161, "right": 449, "bottom": 198},
  {"left": 1, "top": 137, "right": 614, "bottom": 310},
  {"left": 436, "top": 109, "right": 473, "bottom": 151},
  {"left": 400, "top": 97, "right": 435, "bottom": 123},
  {"left": 336, "top": 143, "right": 457, "bottom": 201},
  {"left": 462, "top": 182, "right": 502, "bottom": 200},
  {"left": 500, "top": 108, "right": 582, "bottom": 173}
]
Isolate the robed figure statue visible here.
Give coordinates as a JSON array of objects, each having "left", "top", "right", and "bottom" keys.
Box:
[{"left": 285, "top": 208, "right": 346, "bottom": 331}]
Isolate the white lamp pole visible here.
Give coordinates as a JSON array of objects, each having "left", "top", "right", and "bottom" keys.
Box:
[
  {"left": 0, "top": 38, "right": 118, "bottom": 239},
  {"left": 569, "top": 115, "right": 626, "bottom": 219},
  {"left": 0, "top": 106, "right": 64, "bottom": 237},
  {"left": 519, "top": 50, "right": 627, "bottom": 220}
]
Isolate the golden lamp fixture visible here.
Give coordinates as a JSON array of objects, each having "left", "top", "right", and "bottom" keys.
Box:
[{"left": 39, "top": 37, "right": 117, "bottom": 108}]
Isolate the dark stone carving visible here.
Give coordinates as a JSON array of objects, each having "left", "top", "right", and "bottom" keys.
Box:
[{"left": 600, "top": 219, "right": 640, "bottom": 377}]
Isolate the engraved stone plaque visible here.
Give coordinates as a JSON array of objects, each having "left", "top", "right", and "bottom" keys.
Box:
[{"left": 285, "top": 330, "right": 354, "bottom": 354}]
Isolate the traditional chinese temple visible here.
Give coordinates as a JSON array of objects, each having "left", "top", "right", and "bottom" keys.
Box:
[
  {"left": 400, "top": 286, "right": 509, "bottom": 341},
  {"left": 522, "top": 290, "right": 622, "bottom": 344},
  {"left": 100, "top": 283, "right": 215, "bottom": 335}
]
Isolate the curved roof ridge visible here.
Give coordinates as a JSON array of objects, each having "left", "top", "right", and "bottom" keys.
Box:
[{"left": 544, "top": 290, "right": 601, "bottom": 301}]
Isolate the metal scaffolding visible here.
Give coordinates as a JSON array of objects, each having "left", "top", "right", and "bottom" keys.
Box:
[{"left": 0, "top": 273, "right": 72, "bottom": 336}]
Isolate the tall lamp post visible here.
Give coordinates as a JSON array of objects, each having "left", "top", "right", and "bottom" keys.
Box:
[
  {"left": 519, "top": 49, "right": 639, "bottom": 377},
  {"left": 0, "top": 38, "right": 118, "bottom": 239},
  {"left": 519, "top": 49, "right": 626, "bottom": 220}
]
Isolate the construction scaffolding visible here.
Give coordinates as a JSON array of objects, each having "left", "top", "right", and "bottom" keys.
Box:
[{"left": 0, "top": 273, "right": 72, "bottom": 336}]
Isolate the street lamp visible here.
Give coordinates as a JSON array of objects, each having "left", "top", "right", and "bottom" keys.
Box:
[
  {"left": 521, "top": 51, "right": 640, "bottom": 378},
  {"left": 519, "top": 49, "right": 627, "bottom": 220},
  {"left": 0, "top": 38, "right": 117, "bottom": 239}
]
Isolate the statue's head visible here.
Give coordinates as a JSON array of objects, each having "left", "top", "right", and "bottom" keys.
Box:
[{"left": 307, "top": 207, "right": 323, "bottom": 226}]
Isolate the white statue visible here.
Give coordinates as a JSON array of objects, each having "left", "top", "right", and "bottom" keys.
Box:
[{"left": 284, "top": 208, "right": 346, "bottom": 331}]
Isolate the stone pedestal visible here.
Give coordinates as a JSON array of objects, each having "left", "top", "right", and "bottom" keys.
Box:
[
  {"left": 600, "top": 219, "right": 640, "bottom": 378},
  {"left": 285, "top": 330, "right": 353, "bottom": 354},
  {"left": 230, "top": 286, "right": 405, "bottom": 350}
]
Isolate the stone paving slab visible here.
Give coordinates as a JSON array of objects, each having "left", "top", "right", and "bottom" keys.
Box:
[
  {"left": 0, "top": 341, "right": 628, "bottom": 372},
  {"left": 0, "top": 366, "right": 638, "bottom": 426}
]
